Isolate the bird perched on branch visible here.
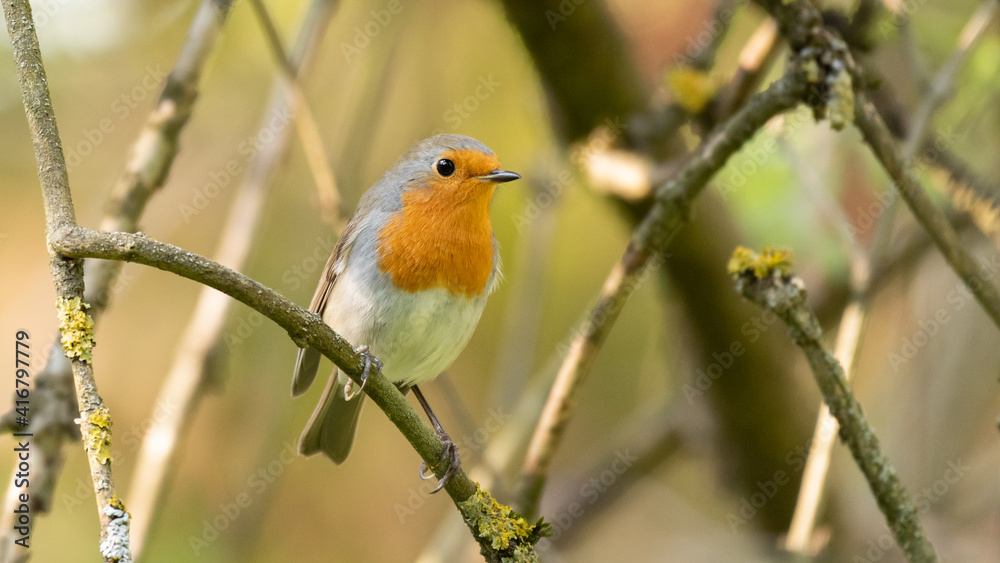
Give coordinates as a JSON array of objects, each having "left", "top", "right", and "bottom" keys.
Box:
[{"left": 292, "top": 134, "right": 519, "bottom": 491}]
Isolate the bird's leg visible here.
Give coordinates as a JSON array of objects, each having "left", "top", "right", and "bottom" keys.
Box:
[
  {"left": 343, "top": 344, "right": 383, "bottom": 401},
  {"left": 412, "top": 385, "right": 460, "bottom": 493}
]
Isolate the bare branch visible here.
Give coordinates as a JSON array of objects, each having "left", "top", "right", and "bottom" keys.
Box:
[
  {"left": 730, "top": 249, "right": 937, "bottom": 562},
  {"left": 515, "top": 69, "right": 809, "bottom": 518},
  {"left": 248, "top": 0, "right": 342, "bottom": 225},
  {"left": 854, "top": 95, "right": 1000, "bottom": 330}
]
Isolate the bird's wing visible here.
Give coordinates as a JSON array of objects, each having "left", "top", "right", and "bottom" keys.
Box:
[{"left": 291, "top": 217, "right": 362, "bottom": 396}]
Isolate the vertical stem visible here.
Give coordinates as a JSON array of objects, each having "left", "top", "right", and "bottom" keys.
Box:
[{"left": 2, "top": 0, "right": 131, "bottom": 559}]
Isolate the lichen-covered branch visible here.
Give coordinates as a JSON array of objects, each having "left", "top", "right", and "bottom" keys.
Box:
[
  {"left": 785, "top": 2, "right": 998, "bottom": 550},
  {"left": 754, "top": 0, "right": 1000, "bottom": 334},
  {"left": 0, "top": 2, "right": 235, "bottom": 553},
  {"left": 729, "top": 247, "right": 937, "bottom": 563},
  {"left": 2, "top": 0, "right": 131, "bottom": 559},
  {"left": 515, "top": 69, "right": 809, "bottom": 518},
  {"left": 50, "top": 226, "right": 544, "bottom": 562}
]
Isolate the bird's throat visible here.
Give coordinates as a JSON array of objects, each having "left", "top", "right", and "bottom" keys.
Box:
[{"left": 377, "top": 184, "right": 496, "bottom": 297}]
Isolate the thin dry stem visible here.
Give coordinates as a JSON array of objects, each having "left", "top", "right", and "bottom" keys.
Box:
[
  {"left": 248, "top": 0, "right": 342, "bottom": 226},
  {"left": 125, "top": 2, "right": 338, "bottom": 556}
]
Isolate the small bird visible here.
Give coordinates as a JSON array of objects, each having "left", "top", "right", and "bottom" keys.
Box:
[{"left": 292, "top": 134, "right": 519, "bottom": 490}]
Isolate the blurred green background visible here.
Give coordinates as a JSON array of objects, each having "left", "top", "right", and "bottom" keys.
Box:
[{"left": 2, "top": 0, "right": 999, "bottom": 561}]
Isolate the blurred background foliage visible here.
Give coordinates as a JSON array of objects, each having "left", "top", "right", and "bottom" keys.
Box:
[{"left": 1, "top": 0, "right": 999, "bottom": 561}]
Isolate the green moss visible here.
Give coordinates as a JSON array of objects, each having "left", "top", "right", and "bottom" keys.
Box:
[
  {"left": 88, "top": 406, "right": 113, "bottom": 464},
  {"left": 56, "top": 297, "right": 96, "bottom": 364},
  {"left": 459, "top": 487, "right": 548, "bottom": 562},
  {"left": 728, "top": 246, "right": 795, "bottom": 279}
]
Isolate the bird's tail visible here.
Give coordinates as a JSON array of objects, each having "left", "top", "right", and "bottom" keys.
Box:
[{"left": 298, "top": 369, "right": 364, "bottom": 463}]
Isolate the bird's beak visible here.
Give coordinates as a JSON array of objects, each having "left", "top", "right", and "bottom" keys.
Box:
[{"left": 477, "top": 169, "right": 521, "bottom": 183}]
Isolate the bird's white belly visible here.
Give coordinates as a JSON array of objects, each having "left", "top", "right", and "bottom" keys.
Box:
[{"left": 322, "top": 265, "right": 488, "bottom": 387}]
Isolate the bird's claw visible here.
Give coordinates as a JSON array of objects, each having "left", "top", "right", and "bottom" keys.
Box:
[
  {"left": 418, "top": 431, "right": 461, "bottom": 494},
  {"left": 344, "top": 344, "right": 383, "bottom": 400}
]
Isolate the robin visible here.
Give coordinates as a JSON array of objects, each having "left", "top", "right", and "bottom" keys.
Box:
[{"left": 292, "top": 134, "right": 520, "bottom": 491}]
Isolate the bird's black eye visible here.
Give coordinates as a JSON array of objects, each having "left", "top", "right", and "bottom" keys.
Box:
[{"left": 436, "top": 158, "right": 455, "bottom": 177}]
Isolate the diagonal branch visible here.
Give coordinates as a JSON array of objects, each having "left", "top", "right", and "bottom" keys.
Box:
[
  {"left": 755, "top": 0, "right": 1000, "bottom": 336},
  {"left": 730, "top": 249, "right": 937, "bottom": 562},
  {"left": 853, "top": 94, "right": 1000, "bottom": 330},
  {"left": 785, "top": 1, "right": 998, "bottom": 551},
  {"left": 515, "top": 68, "right": 810, "bottom": 518},
  {"left": 50, "top": 227, "right": 545, "bottom": 563},
  {"left": 248, "top": 0, "right": 342, "bottom": 225},
  {"left": 2, "top": 0, "right": 132, "bottom": 559},
  {"left": 91, "top": 0, "right": 235, "bottom": 313}
]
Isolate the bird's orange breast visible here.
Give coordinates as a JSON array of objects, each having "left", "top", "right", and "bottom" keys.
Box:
[{"left": 377, "top": 153, "right": 498, "bottom": 297}]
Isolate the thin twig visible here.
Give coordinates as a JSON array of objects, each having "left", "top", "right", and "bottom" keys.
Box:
[
  {"left": 91, "top": 0, "right": 235, "bottom": 313},
  {"left": 932, "top": 139, "right": 1000, "bottom": 203},
  {"left": 784, "top": 1, "right": 998, "bottom": 551},
  {"left": 125, "top": 1, "right": 338, "bottom": 556},
  {"left": 854, "top": 93, "right": 1000, "bottom": 330},
  {"left": 902, "top": 0, "right": 997, "bottom": 158},
  {"left": 730, "top": 252, "right": 937, "bottom": 562},
  {"left": 50, "top": 227, "right": 544, "bottom": 562},
  {"left": 756, "top": 0, "right": 1000, "bottom": 336},
  {"left": 0, "top": 2, "right": 234, "bottom": 554},
  {"left": 688, "top": 0, "right": 743, "bottom": 71},
  {"left": 714, "top": 17, "right": 782, "bottom": 121},
  {"left": 2, "top": 0, "right": 131, "bottom": 559},
  {"left": 515, "top": 69, "right": 809, "bottom": 519},
  {"left": 248, "top": 0, "right": 342, "bottom": 226}
]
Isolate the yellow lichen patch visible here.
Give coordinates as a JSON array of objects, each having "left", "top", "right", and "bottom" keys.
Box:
[
  {"left": 459, "top": 487, "right": 540, "bottom": 562},
  {"left": 110, "top": 494, "right": 128, "bottom": 514},
  {"left": 827, "top": 69, "right": 855, "bottom": 130},
  {"left": 727, "top": 246, "right": 795, "bottom": 279},
  {"left": 88, "top": 406, "right": 113, "bottom": 464},
  {"left": 727, "top": 247, "right": 757, "bottom": 276},
  {"left": 56, "top": 297, "right": 96, "bottom": 364},
  {"left": 802, "top": 59, "right": 821, "bottom": 83},
  {"left": 666, "top": 66, "right": 717, "bottom": 113}
]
